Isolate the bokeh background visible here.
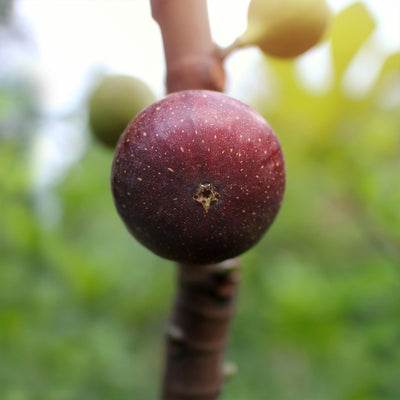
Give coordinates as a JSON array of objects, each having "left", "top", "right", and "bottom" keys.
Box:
[{"left": 1, "top": 1, "right": 400, "bottom": 399}]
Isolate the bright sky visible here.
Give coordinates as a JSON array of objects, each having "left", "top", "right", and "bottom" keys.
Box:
[{"left": 14, "top": 0, "right": 400, "bottom": 113}]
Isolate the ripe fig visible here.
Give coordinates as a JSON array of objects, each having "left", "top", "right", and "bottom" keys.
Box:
[
  {"left": 237, "top": 0, "right": 332, "bottom": 58},
  {"left": 88, "top": 74, "right": 156, "bottom": 148},
  {"left": 111, "top": 90, "right": 285, "bottom": 265}
]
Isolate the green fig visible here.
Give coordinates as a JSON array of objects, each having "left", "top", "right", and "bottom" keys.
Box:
[
  {"left": 237, "top": 0, "right": 332, "bottom": 58},
  {"left": 88, "top": 74, "right": 156, "bottom": 148}
]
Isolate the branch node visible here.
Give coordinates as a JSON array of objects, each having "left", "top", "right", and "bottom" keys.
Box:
[
  {"left": 166, "top": 55, "right": 225, "bottom": 93},
  {"left": 211, "top": 258, "right": 241, "bottom": 300},
  {"left": 213, "top": 258, "right": 240, "bottom": 277},
  {"left": 214, "top": 40, "right": 241, "bottom": 61},
  {"left": 222, "top": 361, "right": 238, "bottom": 380},
  {"left": 166, "top": 324, "right": 185, "bottom": 344}
]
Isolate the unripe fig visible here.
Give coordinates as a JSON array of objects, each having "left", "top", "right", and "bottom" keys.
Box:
[
  {"left": 88, "top": 74, "right": 156, "bottom": 148},
  {"left": 111, "top": 90, "right": 285, "bottom": 265},
  {"left": 238, "top": 0, "right": 332, "bottom": 58}
]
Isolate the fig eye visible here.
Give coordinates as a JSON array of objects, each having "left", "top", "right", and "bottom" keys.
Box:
[{"left": 193, "top": 183, "right": 220, "bottom": 213}]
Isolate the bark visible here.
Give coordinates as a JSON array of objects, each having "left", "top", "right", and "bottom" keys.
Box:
[
  {"left": 150, "top": 1, "right": 240, "bottom": 399},
  {"left": 163, "top": 260, "right": 240, "bottom": 400},
  {"left": 151, "top": 0, "right": 225, "bottom": 93}
]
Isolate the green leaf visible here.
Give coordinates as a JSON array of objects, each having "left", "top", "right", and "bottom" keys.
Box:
[
  {"left": 379, "top": 52, "right": 400, "bottom": 77},
  {"left": 330, "top": 2, "right": 376, "bottom": 80},
  {"left": 370, "top": 51, "right": 400, "bottom": 99}
]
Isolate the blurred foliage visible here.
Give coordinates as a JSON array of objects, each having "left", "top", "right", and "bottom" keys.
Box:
[
  {"left": 1, "top": 2, "right": 400, "bottom": 400},
  {"left": 0, "top": 0, "right": 14, "bottom": 24}
]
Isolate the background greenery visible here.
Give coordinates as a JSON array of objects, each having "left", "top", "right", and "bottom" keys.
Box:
[{"left": 1, "top": 3, "right": 399, "bottom": 400}]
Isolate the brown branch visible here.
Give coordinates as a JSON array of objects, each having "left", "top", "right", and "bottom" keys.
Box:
[
  {"left": 163, "top": 260, "right": 240, "bottom": 400},
  {"left": 151, "top": 0, "right": 225, "bottom": 93},
  {"left": 150, "top": 1, "right": 239, "bottom": 399}
]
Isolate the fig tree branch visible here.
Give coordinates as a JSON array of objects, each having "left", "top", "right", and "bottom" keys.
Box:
[
  {"left": 150, "top": 0, "right": 225, "bottom": 93},
  {"left": 150, "top": 1, "right": 239, "bottom": 399},
  {"left": 162, "top": 260, "right": 240, "bottom": 400}
]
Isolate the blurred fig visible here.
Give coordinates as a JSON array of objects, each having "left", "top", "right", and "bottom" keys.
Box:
[
  {"left": 111, "top": 90, "right": 285, "bottom": 265},
  {"left": 88, "top": 74, "right": 156, "bottom": 148},
  {"left": 237, "top": 0, "right": 332, "bottom": 58}
]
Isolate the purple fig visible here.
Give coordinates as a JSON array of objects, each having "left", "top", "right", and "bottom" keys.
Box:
[{"left": 111, "top": 90, "right": 285, "bottom": 264}]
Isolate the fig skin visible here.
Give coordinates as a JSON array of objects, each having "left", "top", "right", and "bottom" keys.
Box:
[
  {"left": 111, "top": 90, "right": 285, "bottom": 265},
  {"left": 239, "top": 0, "right": 332, "bottom": 58},
  {"left": 88, "top": 74, "right": 156, "bottom": 148}
]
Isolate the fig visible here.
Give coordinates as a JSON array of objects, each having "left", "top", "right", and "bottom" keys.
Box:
[
  {"left": 88, "top": 74, "right": 156, "bottom": 148},
  {"left": 238, "top": 0, "right": 332, "bottom": 58},
  {"left": 111, "top": 90, "right": 285, "bottom": 264}
]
